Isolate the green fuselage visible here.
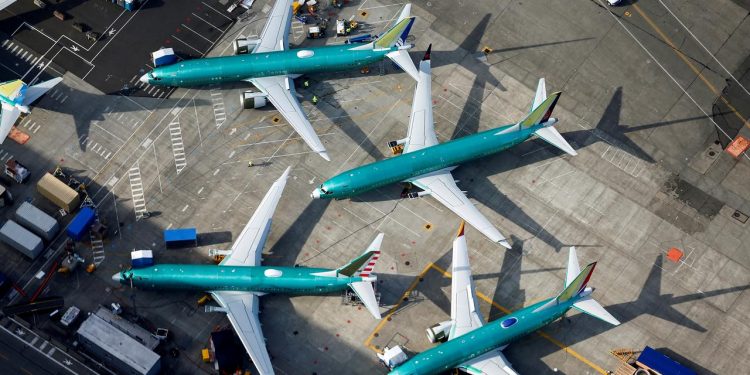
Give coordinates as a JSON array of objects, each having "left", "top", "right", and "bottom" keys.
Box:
[
  {"left": 389, "top": 298, "right": 575, "bottom": 375},
  {"left": 144, "top": 44, "right": 393, "bottom": 86},
  {"left": 316, "top": 124, "right": 540, "bottom": 199},
  {"left": 118, "top": 264, "right": 360, "bottom": 295}
]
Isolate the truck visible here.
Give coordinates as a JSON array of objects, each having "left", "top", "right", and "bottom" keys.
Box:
[
  {"left": 5, "top": 159, "right": 30, "bottom": 184},
  {"left": 0, "top": 220, "right": 44, "bottom": 259},
  {"left": 37, "top": 172, "right": 80, "bottom": 212},
  {"left": 15, "top": 202, "right": 60, "bottom": 241},
  {"left": 66, "top": 207, "right": 96, "bottom": 241}
]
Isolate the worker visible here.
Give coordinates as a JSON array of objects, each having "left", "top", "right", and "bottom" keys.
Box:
[
  {"left": 312, "top": 95, "right": 319, "bottom": 105},
  {"left": 303, "top": 79, "right": 310, "bottom": 88},
  {"left": 346, "top": 27, "right": 351, "bottom": 34}
]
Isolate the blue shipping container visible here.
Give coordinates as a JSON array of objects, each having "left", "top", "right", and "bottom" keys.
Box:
[
  {"left": 637, "top": 347, "right": 696, "bottom": 375},
  {"left": 164, "top": 228, "right": 197, "bottom": 248},
  {"left": 66, "top": 207, "right": 96, "bottom": 241}
]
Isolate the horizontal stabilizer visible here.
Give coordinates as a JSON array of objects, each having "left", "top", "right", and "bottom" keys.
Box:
[
  {"left": 386, "top": 49, "right": 419, "bottom": 81},
  {"left": 573, "top": 295, "right": 621, "bottom": 326},
  {"left": 22, "top": 77, "right": 63, "bottom": 106},
  {"left": 535, "top": 126, "right": 577, "bottom": 156},
  {"left": 349, "top": 281, "right": 381, "bottom": 319}
]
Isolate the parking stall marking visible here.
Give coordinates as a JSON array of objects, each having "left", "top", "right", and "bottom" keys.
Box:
[
  {"left": 128, "top": 164, "right": 148, "bottom": 220},
  {"left": 168, "top": 116, "right": 187, "bottom": 174},
  {"left": 210, "top": 85, "right": 226, "bottom": 128},
  {"left": 0, "top": 150, "right": 13, "bottom": 162}
]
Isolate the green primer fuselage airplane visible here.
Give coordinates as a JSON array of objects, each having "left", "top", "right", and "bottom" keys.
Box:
[
  {"left": 382, "top": 223, "right": 620, "bottom": 375},
  {"left": 312, "top": 47, "right": 577, "bottom": 246},
  {"left": 113, "top": 168, "right": 383, "bottom": 375},
  {"left": 140, "top": 0, "right": 418, "bottom": 161},
  {"left": 142, "top": 44, "right": 397, "bottom": 87}
]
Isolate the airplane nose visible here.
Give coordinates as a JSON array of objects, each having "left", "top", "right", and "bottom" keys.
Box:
[
  {"left": 311, "top": 189, "right": 321, "bottom": 199},
  {"left": 139, "top": 74, "right": 149, "bottom": 84},
  {"left": 112, "top": 273, "right": 121, "bottom": 282}
]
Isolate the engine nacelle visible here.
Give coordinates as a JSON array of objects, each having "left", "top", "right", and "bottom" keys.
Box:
[
  {"left": 240, "top": 91, "right": 268, "bottom": 109},
  {"left": 234, "top": 38, "right": 260, "bottom": 55},
  {"left": 426, "top": 320, "right": 452, "bottom": 343}
]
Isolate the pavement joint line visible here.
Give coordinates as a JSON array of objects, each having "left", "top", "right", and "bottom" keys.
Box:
[
  {"left": 656, "top": 0, "right": 750, "bottom": 98},
  {"left": 597, "top": 0, "right": 749, "bottom": 160},
  {"left": 630, "top": 3, "right": 750, "bottom": 141}
]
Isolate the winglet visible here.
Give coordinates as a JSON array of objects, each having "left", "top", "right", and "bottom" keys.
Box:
[
  {"left": 423, "top": 44, "right": 432, "bottom": 61},
  {"left": 456, "top": 220, "right": 465, "bottom": 238}
]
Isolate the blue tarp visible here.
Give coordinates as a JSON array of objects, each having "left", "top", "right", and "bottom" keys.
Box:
[
  {"left": 637, "top": 346, "right": 696, "bottom": 375},
  {"left": 66, "top": 207, "right": 95, "bottom": 241},
  {"left": 164, "top": 228, "right": 197, "bottom": 247}
]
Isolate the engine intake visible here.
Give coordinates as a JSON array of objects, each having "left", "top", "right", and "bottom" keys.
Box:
[
  {"left": 234, "top": 38, "right": 260, "bottom": 55},
  {"left": 241, "top": 90, "right": 268, "bottom": 109},
  {"left": 426, "top": 320, "right": 452, "bottom": 343}
]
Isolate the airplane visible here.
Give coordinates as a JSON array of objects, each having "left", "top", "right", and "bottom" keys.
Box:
[
  {"left": 139, "top": 0, "right": 419, "bottom": 161},
  {"left": 383, "top": 222, "right": 620, "bottom": 375},
  {"left": 310, "top": 46, "right": 577, "bottom": 248},
  {"left": 0, "top": 77, "right": 63, "bottom": 143},
  {"left": 112, "top": 167, "right": 383, "bottom": 375}
]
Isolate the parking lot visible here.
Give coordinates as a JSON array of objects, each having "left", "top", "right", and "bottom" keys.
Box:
[{"left": 0, "top": 0, "right": 749, "bottom": 374}]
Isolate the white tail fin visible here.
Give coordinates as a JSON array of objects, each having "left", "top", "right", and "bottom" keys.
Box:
[
  {"left": 528, "top": 78, "right": 577, "bottom": 156},
  {"left": 534, "top": 247, "right": 620, "bottom": 326},
  {"left": 349, "top": 281, "right": 381, "bottom": 319}
]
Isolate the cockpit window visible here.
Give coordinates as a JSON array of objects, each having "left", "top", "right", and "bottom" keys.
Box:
[{"left": 319, "top": 186, "right": 328, "bottom": 194}]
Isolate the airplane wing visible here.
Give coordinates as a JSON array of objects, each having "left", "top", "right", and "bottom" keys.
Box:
[
  {"left": 253, "top": 0, "right": 293, "bottom": 53},
  {"left": 409, "top": 171, "right": 510, "bottom": 248},
  {"left": 211, "top": 291, "right": 274, "bottom": 375},
  {"left": 402, "top": 54, "right": 438, "bottom": 154},
  {"left": 0, "top": 0, "right": 16, "bottom": 12},
  {"left": 0, "top": 103, "right": 20, "bottom": 144},
  {"left": 220, "top": 167, "right": 291, "bottom": 267},
  {"left": 458, "top": 349, "right": 518, "bottom": 375},
  {"left": 448, "top": 222, "right": 485, "bottom": 340},
  {"left": 22, "top": 77, "right": 63, "bottom": 106},
  {"left": 249, "top": 76, "right": 329, "bottom": 160}
]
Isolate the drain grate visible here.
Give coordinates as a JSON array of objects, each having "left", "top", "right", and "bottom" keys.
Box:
[{"left": 732, "top": 209, "right": 748, "bottom": 224}]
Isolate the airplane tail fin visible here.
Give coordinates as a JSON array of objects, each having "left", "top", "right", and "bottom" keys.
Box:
[
  {"left": 521, "top": 78, "right": 577, "bottom": 156},
  {"left": 0, "top": 79, "right": 26, "bottom": 102},
  {"left": 340, "top": 233, "right": 384, "bottom": 319},
  {"left": 22, "top": 77, "right": 63, "bottom": 107},
  {"left": 374, "top": 16, "right": 415, "bottom": 50},
  {"left": 533, "top": 247, "right": 619, "bottom": 325},
  {"left": 336, "top": 233, "right": 384, "bottom": 278}
]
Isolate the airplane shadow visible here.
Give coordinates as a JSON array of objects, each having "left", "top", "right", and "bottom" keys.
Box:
[
  {"left": 35, "top": 85, "right": 209, "bottom": 152},
  {"left": 503, "top": 254, "right": 748, "bottom": 374},
  {"left": 266, "top": 199, "right": 331, "bottom": 266}
]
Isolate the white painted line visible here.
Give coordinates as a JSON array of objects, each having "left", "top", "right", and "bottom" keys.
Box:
[
  {"left": 213, "top": 169, "right": 220, "bottom": 176},
  {"left": 181, "top": 23, "right": 213, "bottom": 43},
  {"left": 181, "top": 204, "right": 189, "bottom": 212},
  {"left": 171, "top": 34, "right": 204, "bottom": 55},
  {"left": 191, "top": 12, "right": 222, "bottom": 31},
  {"left": 20, "top": 51, "right": 28, "bottom": 59},
  {"left": 201, "top": 1, "right": 233, "bottom": 21},
  {"left": 197, "top": 187, "right": 204, "bottom": 195}
]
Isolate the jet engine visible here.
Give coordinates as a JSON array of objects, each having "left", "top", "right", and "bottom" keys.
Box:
[
  {"left": 241, "top": 90, "right": 268, "bottom": 109},
  {"left": 234, "top": 38, "right": 260, "bottom": 55},
  {"left": 426, "top": 320, "right": 453, "bottom": 343}
]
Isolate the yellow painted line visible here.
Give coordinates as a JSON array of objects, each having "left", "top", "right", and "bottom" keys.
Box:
[
  {"left": 364, "top": 262, "right": 435, "bottom": 351},
  {"left": 373, "top": 263, "right": 608, "bottom": 375},
  {"left": 632, "top": 4, "right": 749, "bottom": 128}
]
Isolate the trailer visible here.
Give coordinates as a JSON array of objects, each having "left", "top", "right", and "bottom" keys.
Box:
[
  {"left": 636, "top": 346, "right": 696, "bottom": 375},
  {"left": 37, "top": 172, "right": 80, "bottom": 212},
  {"left": 0, "top": 220, "right": 44, "bottom": 259},
  {"left": 151, "top": 48, "right": 177, "bottom": 67},
  {"left": 5, "top": 159, "right": 30, "bottom": 183},
  {"left": 15, "top": 202, "right": 59, "bottom": 241},
  {"left": 66, "top": 207, "right": 96, "bottom": 241},
  {"left": 164, "top": 228, "right": 198, "bottom": 248}
]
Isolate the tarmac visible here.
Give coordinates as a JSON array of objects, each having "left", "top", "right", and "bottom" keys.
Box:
[{"left": 0, "top": 0, "right": 749, "bottom": 374}]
